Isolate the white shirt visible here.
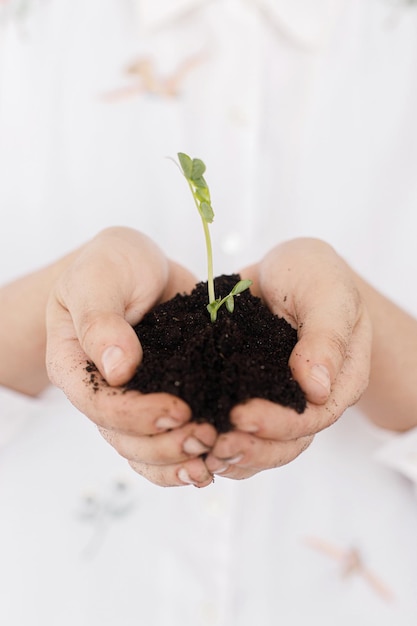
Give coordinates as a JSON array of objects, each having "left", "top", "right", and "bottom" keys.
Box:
[{"left": 1, "top": 1, "right": 417, "bottom": 624}]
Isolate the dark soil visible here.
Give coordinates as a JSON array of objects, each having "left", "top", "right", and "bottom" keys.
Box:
[{"left": 124, "top": 274, "right": 306, "bottom": 433}]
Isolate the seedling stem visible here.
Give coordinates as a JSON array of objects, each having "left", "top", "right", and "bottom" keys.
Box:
[{"left": 175, "top": 152, "right": 252, "bottom": 322}]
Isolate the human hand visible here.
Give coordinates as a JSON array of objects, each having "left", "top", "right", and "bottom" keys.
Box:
[
  {"left": 204, "top": 238, "right": 372, "bottom": 480},
  {"left": 46, "top": 227, "right": 216, "bottom": 487}
]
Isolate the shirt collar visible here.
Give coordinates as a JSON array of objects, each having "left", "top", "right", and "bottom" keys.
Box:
[{"left": 135, "top": 0, "right": 347, "bottom": 47}]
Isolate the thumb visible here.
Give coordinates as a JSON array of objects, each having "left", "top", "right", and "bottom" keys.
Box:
[
  {"left": 287, "top": 284, "right": 363, "bottom": 405},
  {"left": 256, "top": 238, "right": 364, "bottom": 406},
  {"left": 46, "top": 291, "right": 145, "bottom": 388},
  {"left": 289, "top": 331, "right": 341, "bottom": 405},
  {"left": 82, "top": 312, "right": 143, "bottom": 387},
  {"left": 47, "top": 229, "right": 171, "bottom": 387}
]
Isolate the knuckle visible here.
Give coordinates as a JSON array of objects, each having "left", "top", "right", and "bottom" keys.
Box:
[
  {"left": 78, "top": 312, "right": 108, "bottom": 349},
  {"left": 327, "top": 331, "right": 349, "bottom": 361}
]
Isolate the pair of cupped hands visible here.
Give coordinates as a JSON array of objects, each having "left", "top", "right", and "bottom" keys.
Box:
[{"left": 46, "top": 227, "right": 371, "bottom": 488}]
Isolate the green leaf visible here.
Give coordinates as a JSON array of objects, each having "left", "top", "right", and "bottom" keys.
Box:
[
  {"left": 226, "top": 295, "right": 235, "bottom": 313},
  {"left": 195, "top": 186, "right": 211, "bottom": 203},
  {"left": 191, "top": 158, "right": 206, "bottom": 180},
  {"left": 199, "top": 201, "right": 214, "bottom": 223},
  {"left": 193, "top": 176, "right": 209, "bottom": 190},
  {"left": 230, "top": 279, "right": 253, "bottom": 295},
  {"left": 178, "top": 152, "right": 193, "bottom": 179}
]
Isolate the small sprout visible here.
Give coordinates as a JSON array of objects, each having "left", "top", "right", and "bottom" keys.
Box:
[
  {"left": 175, "top": 152, "right": 252, "bottom": 322},
  {"left": 207, "top": 279, "right": 253, "bottom": 321}
]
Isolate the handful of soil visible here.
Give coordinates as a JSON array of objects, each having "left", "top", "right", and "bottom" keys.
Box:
[{"left": 124, "top": 274, "right": 306, "bottom": 433}]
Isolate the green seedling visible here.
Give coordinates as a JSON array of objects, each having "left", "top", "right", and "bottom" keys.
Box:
[{"left": 175, "top": 151, "right": 252, "bottom": 322}]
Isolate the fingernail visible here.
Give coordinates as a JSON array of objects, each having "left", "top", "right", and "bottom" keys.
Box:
[
  {"left": 102, "top": 346, "right": 125, "bottom": 378},
  {"left": 178, "top": 468, "right": 196, "bottom": 485},
  {"left": 183, "top": 437, "right": 211, "bottom": 456},
  {"left": 309, "top": 364, "right": 331, "bottom": 395},
  {"left": 213, "top": 465, "right": 229, "bottom": 475},
  {"left": 223, "top": 454, "right": 243, "bottom": 465},
  {"left": 155, "top": 416, "right": 181, "bottom": 430}
]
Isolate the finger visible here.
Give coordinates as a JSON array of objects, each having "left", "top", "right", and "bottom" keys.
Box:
[
  {"left": 232, "top": 305, "right": 371, "bottom": 440},
  {"left": 98, "top": 421, "right": 217, "bottom": 465},
  {"left": 205, "top": 430, "right": 313, "bottom": 478},
  {"left": 48, "top": 294, "right": 143, "bottom": 387},
  {"left": 325, "top": 309, "right": 372, "bottom": 411},
  {"left": 49, "top": 228, "right": 170, "bottom": 386},
  {"left": 129, "top": 457, "right": 214, "bottom": 488},
  {"left": 258, "top": 238, "right": 366, "bottom": 405},
  {"left": 289, "top": 314, "right": 360, "bottom": 406},
  {"left": 227, "top": 335, "right": 368, "bottom": 450},
  {"left": 47, "top": 333, "right": 191, "bottom": 433},
  {"left": 231, "top": 398, "right": 313, "bottom": 440},
  {"left": 292, "top": 307, "right": 371, "bottom": 435},
  {"left": 232, "top": 396, "right": 343, "bottom": 441}
]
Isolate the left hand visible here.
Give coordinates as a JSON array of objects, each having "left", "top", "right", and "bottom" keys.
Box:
[
  {"left": 205, "top": 238, "right": 372, "bottom": 480},
  {"left": 46, "top": 227, "right": 217, "bottom": 488}
]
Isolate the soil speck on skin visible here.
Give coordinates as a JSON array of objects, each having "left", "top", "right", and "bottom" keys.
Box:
[
  {"left": 85, "top": 361, "right": 105, "bottom": 393},
  {"left": 124, "top": 274, "right": 306, "bottom": 433}
]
